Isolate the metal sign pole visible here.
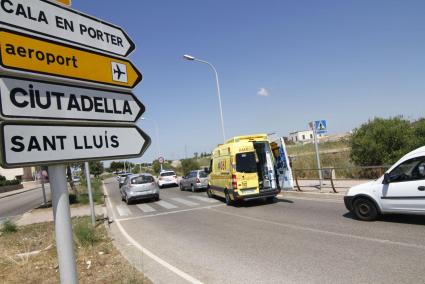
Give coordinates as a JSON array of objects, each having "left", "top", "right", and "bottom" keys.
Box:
[
  {"left": 84, "top": 162, "right": 96, "bottom": 227},
  {"left": 311, "top": 122, "right": 323, "bottom": 189},
  {"left": 41, "top": 173, "right": 47, "bottom": 206},
  {"left": 49, "top": 164, "right": 78, "bottom": 284}
]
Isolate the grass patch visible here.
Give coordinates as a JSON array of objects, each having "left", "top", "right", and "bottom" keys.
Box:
[
  {"left": 70, "top": 177, "right": 104, "bottom": 206},
  {"left": 0, "top": 217, "right": 152, "bottom": 283},
  {"left": 73, "top": 218, "right": 101, "bottom": 247},
  {"left": 1, "top": 219, "right": 17, "bottom": 234}
]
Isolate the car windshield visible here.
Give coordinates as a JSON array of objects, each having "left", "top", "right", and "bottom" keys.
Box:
[
  {"left": 236, "top": 152, "right": 257, "bottom": 173},
  {"left": 161, "top": 172, "right": 175, "bottom": 176},
  {"left": 131, "top": 175, "right": 154, "bottom": 184},
  {"left": 199, "top": 171, "right": 208, "bottom": 178}
]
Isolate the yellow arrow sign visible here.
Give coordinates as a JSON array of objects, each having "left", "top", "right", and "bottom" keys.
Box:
[{"left": 0, "top": 29, "right": 142, "bottom": 89}]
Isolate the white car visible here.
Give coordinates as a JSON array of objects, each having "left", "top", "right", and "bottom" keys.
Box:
[
  {"left": 157, "top": 170, "right": 178, "bottom": 188},
  {"left": 345, "top": 146, "right": 425, "bottom": 221}
]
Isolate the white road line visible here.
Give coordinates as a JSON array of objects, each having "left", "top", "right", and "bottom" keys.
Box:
[
  {"left": 209, "top": 208, "right": 425, "bottom": 251},
  {"left": 156, "top": 200, "right": 178, "bottom": 209},
  {"left": 103, "top": 183, "right": 203, "bottom": 284},
  {"left": 116, "top": 204, "right": 131, "bottom": 216},
  {"left": 171, "top": 197, "right": 199, "bottom": 206},
  {"left": 137, "top": 203, "right": 156, "bottom": 213},
  {"left": 188, "top": 195, "right": 218, "bottom": 203}
]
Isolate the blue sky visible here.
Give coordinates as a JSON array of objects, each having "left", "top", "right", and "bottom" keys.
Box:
[{"left": 73, "top": 0, "right": 425, "bottom": 163}]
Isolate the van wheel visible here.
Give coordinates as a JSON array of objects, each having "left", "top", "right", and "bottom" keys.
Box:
[
  {"left": 225, "top": 191, "right": 232, "bottom": 206},
  {"left": 207, "top": 187, "right": 213, "bottom": 198},
  {"left": 353, "top": 198, "right": 378, "bottom": 221}
]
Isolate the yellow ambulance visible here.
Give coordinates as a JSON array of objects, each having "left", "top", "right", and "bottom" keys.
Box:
[{"left": 207, "top": 134, "right": 281, "bottom": 205}]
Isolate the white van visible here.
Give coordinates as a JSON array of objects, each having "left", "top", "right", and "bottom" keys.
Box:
[{"left": 344, "top": 146, "right": 425, "bottom": 221}]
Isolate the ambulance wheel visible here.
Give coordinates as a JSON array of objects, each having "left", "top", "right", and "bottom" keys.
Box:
[
  {"left": 207, "top": 187, "right": 213, "bottom": 198},
  {"left": 225, "top": 191, "right": 232, "bottom": 206}
]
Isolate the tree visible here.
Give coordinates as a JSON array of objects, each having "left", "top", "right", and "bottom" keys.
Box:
[
  {"left": 89, "top": 161, "right": 104, "bottom": 177},
  {"left": 181, "top": 158, "right": 200, "bottom": 176},
  {"left": 194, "top": 152, "right": 199, "bottom": 159},
  {"left": 350, "top": 117, "right": 416, "bottom": 166},
  {"left": 412, "top": 119, "right": 425, "bottom": 148}
]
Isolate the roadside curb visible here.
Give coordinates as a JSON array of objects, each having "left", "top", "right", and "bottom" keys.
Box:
[
  {"left": 0, "top": 186, "right": 43, "bottom": 200},
  {"left": 279, "top": 191, "right": 344, "bottom": 200}
]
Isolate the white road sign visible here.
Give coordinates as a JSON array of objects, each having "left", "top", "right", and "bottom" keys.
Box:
[
  {"left": 0, "top": 0, "right": 135, "bottom": 56},
  {"left": 0, "top": 123, "right": 151, "bottom": 168},
  {"left": 0, "top": 76, "right": 145, "bottom": 122}
]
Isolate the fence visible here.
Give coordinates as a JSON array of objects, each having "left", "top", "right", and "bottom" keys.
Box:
[{"left": 292, "top": 165, "right": 391, "bottom": 193}]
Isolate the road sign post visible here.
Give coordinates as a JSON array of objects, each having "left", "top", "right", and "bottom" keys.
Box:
[
  {"left": 0, "top": 76, "right": 145, "bottom": 122},
  {"left": 0, "top": 0, "right": 134, "bottom": 56},
  {"left": 84, "top": 162, "right": 96, "bottom": 227},
  {"left": 49, "top": 164, "right": 78, "bottom": 284},
  {"left": 0, "top": 30, "right": 142, "bottom": 89},
  {"left": 310, "top": 120, "right": 327, "bottom": 190},
  {"left": 0, "top": 1, "right": 149, "bottom": 282}
]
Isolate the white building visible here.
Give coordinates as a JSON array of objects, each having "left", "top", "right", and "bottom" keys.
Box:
[{"left": 289, "top": 130, "right": 325, "bottom": 143}]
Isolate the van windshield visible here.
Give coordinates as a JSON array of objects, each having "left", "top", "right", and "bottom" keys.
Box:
[{"left": 236, "top": 152, "right": 257, "bottom": 173}]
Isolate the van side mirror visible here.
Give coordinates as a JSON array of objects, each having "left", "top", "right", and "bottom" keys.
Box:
[{"left": 383, "top": 173, "right": 391, "bottom": 184}]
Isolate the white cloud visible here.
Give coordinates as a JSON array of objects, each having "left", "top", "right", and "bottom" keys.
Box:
[{"left": 257, "top": 88, "right": 269, "bottom": 97}]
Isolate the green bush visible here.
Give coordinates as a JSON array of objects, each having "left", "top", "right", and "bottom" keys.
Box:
[
  {"left": 181, "top": 158, "right": 200, "bottom": 176},
  {"left": 350, "top": 117, "right": 418, "bottom": 166},
  {"left": 0, "top": 178, "right": 20, "bottom": 187},
  {"left": 1, "top": 219, "right": 17, "bottom": 234},
  {"left": 73, "top": 218, "right": 100, "bottom": 247}
]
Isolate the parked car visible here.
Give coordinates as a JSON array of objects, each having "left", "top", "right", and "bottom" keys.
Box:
[
  {"left": 180, "top": 170, "right": 209, "bottom": 192},
  {"left": 157, "top": 170, "right": 178, "bottom": 188},
  {"left": 120, "top": 174, "right": 159, "bottom": 204},
  {"left": 345, "top": 146, "right": 425, "bottom": 221},
  {"left": 117, "top": 172, "right": 131, "bottom": 188}
]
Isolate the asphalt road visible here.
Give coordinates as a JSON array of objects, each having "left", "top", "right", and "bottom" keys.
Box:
[
  {"left": 105, "top": 179, "right": 425, "bottom": 284},
  {"left": 0, "top": 185, "right": 51, "bottom": 222}
]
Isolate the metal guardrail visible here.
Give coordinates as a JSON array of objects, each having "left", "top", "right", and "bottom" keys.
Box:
[{"left": 292, "top": 165, "right": 391, "bottom": 193}]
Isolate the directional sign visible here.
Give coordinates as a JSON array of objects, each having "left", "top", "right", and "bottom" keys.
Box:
[
  {"left": 0, "top": 29, "right": 142, "bottom": 89},
  {"left": 0, "top": 0, "right": 134, "bottom": 56},
  {"left": 0, "top": 123, "right": 151, "bottom": 168},
  {"left": 314, "top": 120, "right": 327, "bottom": 134},
  {"left": 0, "top": 76, "right": 145, "bottom": 122}
]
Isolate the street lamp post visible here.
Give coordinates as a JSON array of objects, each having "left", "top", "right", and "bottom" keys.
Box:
[
  {"left": 141, "top": 117, "right": 162, "bottom": 171},
  {"left": 183, "top": 54, "right": 226, "bottom": 142}
]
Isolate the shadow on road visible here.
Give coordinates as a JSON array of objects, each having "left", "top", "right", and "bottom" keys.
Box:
[{"left": 343, "top": 212, "right": 425, "bottom": 226}]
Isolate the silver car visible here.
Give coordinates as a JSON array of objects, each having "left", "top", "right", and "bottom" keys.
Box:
[
  {"left": 180, "top": 170, "right": 209, "bottom": 192},
  {"left": 120, "top": 174, "right": 160, "bottom": 204},
  {"left": 117, "top": 172, "right": 131, "bottom": 188}
]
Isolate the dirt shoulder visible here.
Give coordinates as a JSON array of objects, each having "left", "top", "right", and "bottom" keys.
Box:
[{"left": 0, "top": 217, "right": 152, "bottom": 283}]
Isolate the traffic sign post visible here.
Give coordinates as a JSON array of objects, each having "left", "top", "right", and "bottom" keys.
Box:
[
  {"left": 158, "top": 156, "right": 164, "bottom": 171},
  {"left": 0, "top": 76, "right": 145, "bottom": 122},
  {"left": 0, "top": 123, "right": 151, "bottom": 168},
  {"left": 0, "top": 1, "right": 149, "bottom": 282},
  {"left": 0, "top": 29, "right": 142, "bottom": 88},
  {"left": 310, "top": 120, "right": 328, "bottom": 190},
  {"left": 0, "top": 0, "right": 134, "bottom": 56}
]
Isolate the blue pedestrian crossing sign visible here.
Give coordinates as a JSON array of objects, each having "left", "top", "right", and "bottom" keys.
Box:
[{"left": 314, "top": 120, "right": 327, "bottom": 134}]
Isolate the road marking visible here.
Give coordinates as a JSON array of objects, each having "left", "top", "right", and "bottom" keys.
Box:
[
  {"left": 171, "top": 197, "right": 199, "bottom": 206},
  {"left": 116, "top": 204, "right": 131, "bottom": 216},
  {"left": 103, "top": 183, "right": 203, "bottom": 284},
  {"left": 209, "top": 208, "right": 425, "bottom": 251},
  {"left": 156, "top": 200, "right": 178, "bottom": 209},
  {"left": 137, "top": 204, "right": 156, "bottom": 213},
  {"left": 188, "top": 195, "right": 218, "bottom": 203},
  {"left": 117, "top": 204, "right": 225, "bottom": 222}
]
